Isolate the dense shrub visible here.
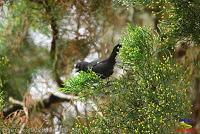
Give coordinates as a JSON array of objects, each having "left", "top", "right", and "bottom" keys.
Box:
[
  {"left": 116, "top": 26, "right": 190, "bottom": 133},
  {"left": 168, "top": 0, "right": 200, "bottom": 43},
  {"left": 61, "top": 71, "right": 103, "bottom": 99},
  {"left": 62, "top": 26, "right": 191, "bottom": 133}
]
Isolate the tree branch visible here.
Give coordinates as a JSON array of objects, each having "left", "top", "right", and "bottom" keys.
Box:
[
  {"left": 43, "top": 1, "right": 64, "bottom": 88},
  {"left": 2, "top": 94, "right": 75, "bottom": 118}
]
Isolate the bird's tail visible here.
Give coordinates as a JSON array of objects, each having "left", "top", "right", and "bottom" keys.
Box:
[{"left": 108, "top": 44, "right": 122, "bottom": 62}]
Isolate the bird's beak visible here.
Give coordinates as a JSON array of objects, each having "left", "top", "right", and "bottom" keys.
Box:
[{"left": 74, "top": 68, "right": 80, "bottom": 72}]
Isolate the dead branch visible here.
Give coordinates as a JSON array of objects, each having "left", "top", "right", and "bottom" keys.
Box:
[{"left": 2, "top": 94, "right": 76, "bottom": 118}]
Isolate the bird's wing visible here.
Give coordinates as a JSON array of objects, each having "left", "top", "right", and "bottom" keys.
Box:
[
  {"left": 92, "top": 60, "right": 110, "bottom": 71},
  {"left": 87, "top": 60, "right": 99, "bottom": 69}
]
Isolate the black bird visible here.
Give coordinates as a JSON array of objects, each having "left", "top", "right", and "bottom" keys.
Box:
[{"left": 75, "top": 44, "right": 122, "bottom": 79}]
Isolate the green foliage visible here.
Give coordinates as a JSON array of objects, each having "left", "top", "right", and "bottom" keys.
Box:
[
  {"left": 169, "top": 0, "right": 200, "bottom": 43},
  {"left": 0, "top": 57, "right": 7, "bottom": 110},
  {"left": 0, "top": 91, "right": 5, "bottom": 110},
  {"left": 61, "top": 71, "right": 103, "bottom": 98},
  {"left": 70, "top": 26, "right": 190, "bottom": 133},
  {"left": 120, "top": 25, "right": 153, "bottom": 66},
  {"left": 113, "top": 26, "right": 190, "bottom": 133},
  {"left": 114, "top": 0, "right": 200, "bottom": 44},
  {"left": 113, "top": 0, "right": 150, "bottom": 6}
]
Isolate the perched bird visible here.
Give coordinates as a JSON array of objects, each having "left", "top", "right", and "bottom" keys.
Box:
[{"left": 75, "top": 44, "right": 122, "bottom": 79}]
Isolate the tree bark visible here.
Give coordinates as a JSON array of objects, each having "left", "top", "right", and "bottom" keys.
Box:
[{"left": 44, "top": 1, "right": 64, "bottom": 88}]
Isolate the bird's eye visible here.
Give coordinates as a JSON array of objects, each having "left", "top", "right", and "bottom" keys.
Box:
[{"left": 76, "top": 63, "right": 82, "bottom": 68}]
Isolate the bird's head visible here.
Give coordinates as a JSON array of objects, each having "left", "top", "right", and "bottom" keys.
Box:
[{"left": 75, "top": 61, "right": 88, "bottom": 72}]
